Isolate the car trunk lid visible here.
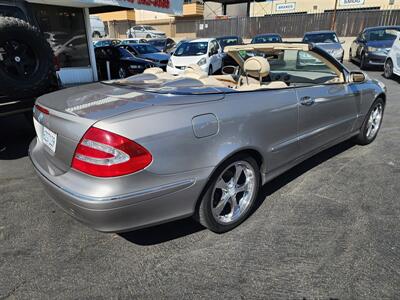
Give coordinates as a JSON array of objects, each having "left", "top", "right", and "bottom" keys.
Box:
[{"left": 33, "top": 82, "right": 224, "bottom": 175}]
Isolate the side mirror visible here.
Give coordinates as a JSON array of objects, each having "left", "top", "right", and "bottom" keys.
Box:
[
  {"left": 350, "top": 71, "right": 366, "bottom": 83},
  {"left": 222, "top": 65, "right": 238, "bottom": 75}
]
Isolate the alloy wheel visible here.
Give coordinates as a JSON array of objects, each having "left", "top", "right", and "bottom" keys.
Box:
[
  {"left": 366, "top": 103, "right": 383, "bottom": 140},
  {"left": 384, "top": 60, "right": 393, "bottom": 78},
  {"left": 211, "top": 161, "right": 256, "bottom": 224}
]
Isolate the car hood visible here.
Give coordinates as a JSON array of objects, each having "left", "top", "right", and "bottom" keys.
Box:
[
  {"left": 171, "top": 54, "right": 206, "bottom": 66},
  {"left": 121, "top": 57, "right": 151, "bottom": 64},
  {"left": 314, "top": 43, "right": 343, "bottom": 51},
  {"left": 139, "top": 52, "right": 170, "bottom": 61},
  {"left": 37, "top": 81, "right": 225, "bottom": 120},
  {"left": 366, "top": 40, "right": 395, "bottom": 48}
]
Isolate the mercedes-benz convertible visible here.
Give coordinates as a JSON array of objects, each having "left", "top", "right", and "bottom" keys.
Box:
[{"left": 29, "top": 43, "right": 386, "bottom": 233}]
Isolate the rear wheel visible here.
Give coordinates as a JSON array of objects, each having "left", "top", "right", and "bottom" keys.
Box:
[
  {"left": 195, "top": 154, "right": 260, "bottom": 233},
  {"left": 146, "top": 34, "right": 151, "bottom": 38},
  {"left": 92, "top": 31, "right": 101, "bottom": 39},
  {"left": 384, "top": 59, "right": 394, "bottom": 79},
  {"left": 354, "top": 98, "right": 384, "bottom": 145}
]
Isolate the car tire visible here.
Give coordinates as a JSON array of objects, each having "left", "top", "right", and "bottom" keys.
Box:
[
  {"left": 360, "top": 52, "right": 368, "bottom": 70},
  {"left": 92, "top": 31, "right": 101, "bottom": 38},
  {"left": 118, "top": 66, "right": 127, "bottom": 79},
  {"left": 384, "top": 59, "right": 394, "bottom": 79},
  {"left": 146, "top": 34, "right": 151, "bottom": 38},
  {"left": 354, "top": 98, "right": 385, "bottom": 145},
  {"left": 208, "top": 65, "right": 213, "bottom": 75},
  {"left": 0, "top": 17, "right": 55, "bottom": 100},
  {"left": 195, "top": 154, "right": 260, "bottom": 233}
]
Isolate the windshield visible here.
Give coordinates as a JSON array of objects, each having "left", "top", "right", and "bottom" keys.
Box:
[
  {"left": 367, "top": 28, "right": 400, "bottom": 41},
  {"left": 303, "top": 33, "right": 339, "bottom": 43},
  {"left": 147, "top": 40, "right": 165, "bottom": 47},
  {"left": 132, "top": 44, "right": 159, "bottom": 54},
  {"left": 217, "top": 37, "right": 240, "bottom": 48},
  {"left": 174, "top": 42, "right": 208, "bottom": 56},
  {"left": 252, "top": 35, "right": 281, "bottom": 44},
  {"left": 121, "top": 40, "right": 139, "bottom": 45},
  {"left": 118, "top": 48, "right": 134, "bottom": 58}
]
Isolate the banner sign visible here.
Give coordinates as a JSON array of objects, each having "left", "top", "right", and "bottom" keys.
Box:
[
  {"left": 340, "top": 0, "right": 365, "bottom": 5},
  {"left": 276, "top": 2, "right": 296, "bottom": 11},
  {"left": 79, "top": 0, "right": 184, "bottom": 15}
]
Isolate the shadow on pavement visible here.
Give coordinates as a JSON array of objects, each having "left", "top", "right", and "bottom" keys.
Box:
[
  {"left": 121, "top": 139, "right": 355, "bottom": 246},
  {"left": 0, "top": 114, "right": 35, "bottom": 160},
  {"left": 119, "top": 217, "right": 205, "bottom": 246}
]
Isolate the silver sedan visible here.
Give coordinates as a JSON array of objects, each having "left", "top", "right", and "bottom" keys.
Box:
[{"left": 29, "top": 43, "right": 386, "bottom": 233}]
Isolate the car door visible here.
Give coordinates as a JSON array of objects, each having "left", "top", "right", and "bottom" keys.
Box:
[
  {"left": 354, "top": 31, "right": 367, "bottom": 61},
  {"left": 208, "top": 40, "right": 221, "bottom": 71},
  {"left": 392, "top": 33, "right": 400, "bottom": 74},
  {"left": 294, "top": 50, "right": 359, "bottom": 156}
]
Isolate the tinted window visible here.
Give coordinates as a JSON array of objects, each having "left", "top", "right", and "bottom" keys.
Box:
[
  {"left": 303, "top": 33, "right": 339, "bottom": 43},
  {"left": 131, "top": 44, "right": 159, "bottom": 54},
  {"left": 366, "top": 28, "right": 400, "bottom": 41},
  {"left": 118, "top": 48, "right": 133, "bottom": 58},
  {"left": 31, "top": 4, "right": 90, "bottom": 68},
  {"left": 217, "top": 37, "right": 240, "bottom": 48},
  {"left": 174, "top": 42, "right": 208, "bottom": 56},
  {"left": 144, "top": 26, "right": 155, "bottom": 31},
  {"left": 147, "top": 39, "right": 166, "bottom": 47},
  {"left": 0, "top": 5, "right": 26, "bottom": 20},
  {"left": 252, "top": 35, "right": 282, "bottom": 44}
]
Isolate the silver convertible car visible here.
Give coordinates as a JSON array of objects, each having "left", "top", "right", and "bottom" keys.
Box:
[{"left": 29, "top": 43, "right": 386, "bottom": 233}]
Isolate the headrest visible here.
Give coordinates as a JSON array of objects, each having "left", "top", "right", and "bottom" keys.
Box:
[
  {"left": 143, "top": 67, "right": 164, "bottom": 74},
  {"left": 183, "top": 64, "right": 207, "bottom": 80},
  {"left": 243, "top": 57, "right": 270, "bottom": 78}
]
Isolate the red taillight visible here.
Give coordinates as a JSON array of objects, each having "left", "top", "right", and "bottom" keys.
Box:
[
  {"left": 72, "top": 127, "right": 152, "bottom": 177},
  {"left": 35, "top": 104, "right": 49, "bottom": 115}
]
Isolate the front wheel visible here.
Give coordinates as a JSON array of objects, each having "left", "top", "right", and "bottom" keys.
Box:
[
  {"left": 118, "top": 67, "right": 127, "bottom": 79},
  {"left": 208, "top": 65, "right": 213, "bottom": 75},
  {"left": 360, "top": 52, "right": 368, "bottom": 70},
  {"left": 384, "top": 59, "right": 394, "bottom": 79},
  {"left": 195, "top": 154, "right": 260, "bottom": 233},
  {"left": 354, "top": 98, "right": 384, "bottom": 145}
]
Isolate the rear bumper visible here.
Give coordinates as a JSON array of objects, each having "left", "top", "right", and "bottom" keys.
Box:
[{"left": 29, "top": 138, "right": 211, "bottom": 232}]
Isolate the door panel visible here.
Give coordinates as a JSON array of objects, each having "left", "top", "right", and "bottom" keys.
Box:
[{"left": 296, "top": 84, "right": 358, "bottom": 156}]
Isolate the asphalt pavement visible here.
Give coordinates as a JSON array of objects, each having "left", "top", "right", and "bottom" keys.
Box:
[{"left": 1, "top": 62, "right": 400, "bottom": 299}]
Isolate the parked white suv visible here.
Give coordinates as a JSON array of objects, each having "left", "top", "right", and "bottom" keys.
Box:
[
  {"left": 90, "top": 15, "right": 106, "bottom": 38},
  {"left": 126, "top": 25, "right": 166, "bottom": 38},
  {"left": 384, "top": 31, "right": 400, "bottom": 79},
  {"left": 167, "top": 38, "right": 223, "bottom": 75}
]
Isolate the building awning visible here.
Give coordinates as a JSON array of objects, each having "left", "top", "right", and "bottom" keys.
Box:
[{"left": 26, "top": 0, "right": 184, "bottom": 15}]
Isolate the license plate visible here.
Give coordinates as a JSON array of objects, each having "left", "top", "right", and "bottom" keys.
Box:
[{"left": 43, "top": 126, "right": 57, "bottom": 153}]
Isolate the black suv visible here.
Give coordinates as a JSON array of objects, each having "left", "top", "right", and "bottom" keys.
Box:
[{"left": 0, "top": 0, "right": 59, "bottom": 117}]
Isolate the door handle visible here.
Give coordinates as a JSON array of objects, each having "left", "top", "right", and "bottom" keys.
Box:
[{"left": 300, "top": 96, "right": 315, "bottom": 106}]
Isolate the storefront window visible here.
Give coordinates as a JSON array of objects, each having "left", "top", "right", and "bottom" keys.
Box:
[{"left": 31, "top": 4, "right": 90, "bottom": 68}]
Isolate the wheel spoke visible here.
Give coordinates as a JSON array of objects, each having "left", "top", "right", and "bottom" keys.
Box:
[
  {"left": 15, "top": 63, "right": 25, "bottom": 77},
  {"left": 215, "top": 178, "right": 228, "bottom": 192},
  {"left": 213, "top": 193, "right": 230, "bottom": 216},
  {"left": 229, "top": 197, "right": 238, "bottom": 214},
  {"left": 233, "top": 165, "right": 244, "bottom": 184}
]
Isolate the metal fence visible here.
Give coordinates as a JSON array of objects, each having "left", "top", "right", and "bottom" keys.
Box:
[{"left": 196, "top": 9, "right": 400, "bottom": 38}]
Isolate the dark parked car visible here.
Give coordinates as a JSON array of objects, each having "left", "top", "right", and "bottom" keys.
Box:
[
  {"left": 302, "top": 30, "right": 344, "bottom": 62},
  {"left": 94, "top": 39, "right": 121, "bottom": 48},
  {"left": 217, "top": 35, "right": 244, "bottom": 67},
  {"left": 146, "top": 38, "right": 176, "bottom": 53},
  {"left": 251, "top": 34, "right": 282, "bottom": 44},
  {"left": 350, "top": 26, "right": 400, "bottom": 69},
  {"left": 216, "top": 35, "right": 243, "bottom": 50},
  {"left": 0, "top": 0, "right": 60, "bottom": 117},
  {"left": 94, "top": 46, "right": 154, "bottom": 79},
  {"left": 119, "top": 43, "right": 170, "bottom": 70},
  {"left": 168, "top": 39, "right": 190, "bottom": 54}
]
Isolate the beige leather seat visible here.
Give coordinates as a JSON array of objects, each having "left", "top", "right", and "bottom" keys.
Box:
[
  {"left": 237, "top": 56, "right": 287, "bottom": 91},
  {"left": 183, "top": 64, "right": 227, "bottom": 87}
]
